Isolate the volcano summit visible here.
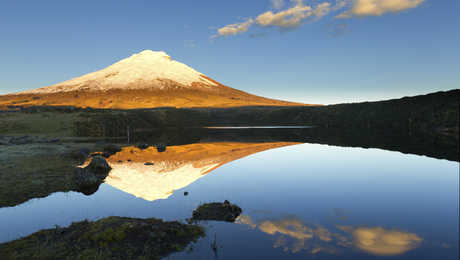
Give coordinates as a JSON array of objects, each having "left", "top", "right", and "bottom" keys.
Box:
[{"left": 0, "top": 50, "right": 305, "bottom": 109}]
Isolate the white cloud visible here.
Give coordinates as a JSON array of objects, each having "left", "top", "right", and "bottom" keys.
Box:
[
  {"left": 337, "top": 0, "right": 424, "bottom": 18},
  {"left": 332, "top": 0, "right": 348, "bottom": 11},
  {"left": 213, "top": 0, "right": 423, "bottom": 38},
  {"left": 256, "top": 1, "right": 333, "bottom": 28},
  {"left": 214, "top": 18, "right": 255, "bottom": 37},
  {"left": 313, "top": 2, "right": 332, "bottom": 19},
  {"left": 256, "top": 3, "right": 313, "bottom": 28},
  {"left": 214, "top": 0, "right": 336, "bottom": 37}
]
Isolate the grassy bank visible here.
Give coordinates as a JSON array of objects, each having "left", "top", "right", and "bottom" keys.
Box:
[{"left": 0, "top": 141, "right": 114, "bottom": 208}]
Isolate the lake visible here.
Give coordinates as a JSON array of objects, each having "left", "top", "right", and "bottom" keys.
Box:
[{"left": 0, "top": 127, "right": 458, "bottom": 259}]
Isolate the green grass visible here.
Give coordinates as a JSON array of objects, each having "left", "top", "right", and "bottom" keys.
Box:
[
  {"left": 0, "top": 112, "right": 80, "bottom": 137},
  {"left": 0, "top": 154, "right": 76, "bottom": 207},
  {"left": 0, "top": 142, "right": 103, "bottom": 207}
]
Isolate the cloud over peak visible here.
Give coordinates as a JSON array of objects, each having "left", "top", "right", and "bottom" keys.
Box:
[
  {"left": 336, "top": 0, "right": 424, "bottom": 18},
  {"left": 213, "top": 0, "right": 425, "bottom": 38},
  {"left": 257, "top": 2, "right": 333, "bottom": 28},
  {"left": 256, "top": 3, "right": 313, "bottom": 28},
  {"left": 215, "top": 18, "right": 254, "bottom": 37},
  {"left": 214, "top": 0, "right": 334, "bottom": 38}
]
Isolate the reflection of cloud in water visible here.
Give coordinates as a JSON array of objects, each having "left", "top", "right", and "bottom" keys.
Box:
[
  {"left": 236, "top": 215, "right": 423, "bottom": 256},
  {"left": 338, "top": 226, "right": 423, "bottom": 256},
  {"left": 236, "top": 215, "right": 257, "bottom": 229},
  {"left": 259, "top": 219, "right": 314, "bottom": 253},
  {"left": 259, "top": 219, "right": 314, "bottom": 240},
  {"left": 237, "top": 216, "right": 340, "bottom": 254}
]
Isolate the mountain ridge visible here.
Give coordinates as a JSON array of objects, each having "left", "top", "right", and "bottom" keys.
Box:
[
  {"left": 19, "top": 50, "right": 217, "bottom": 94},
  {"left": 1, "top": 50, "right": 310, "bottom": 109}
]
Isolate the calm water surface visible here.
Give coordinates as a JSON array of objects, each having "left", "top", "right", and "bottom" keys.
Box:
[{"left": 0, "top": 131, "right": 458, "bottom": 259}]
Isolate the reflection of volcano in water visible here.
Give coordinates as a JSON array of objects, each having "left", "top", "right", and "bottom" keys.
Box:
[{"left": 104, "top": 142, "right": 299, "bottom": 201}]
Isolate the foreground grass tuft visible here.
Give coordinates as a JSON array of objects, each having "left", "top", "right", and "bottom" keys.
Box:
[{"left": 0, "top": 216, "right": 205, "bottom": 260}]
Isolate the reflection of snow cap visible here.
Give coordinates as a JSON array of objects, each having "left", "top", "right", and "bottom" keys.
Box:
[
  {"left": 105, "top": 162, "right": 219, "bottom": 201},
  {"left": 103, "top": 142, "right": 299, "bottom": 202}
]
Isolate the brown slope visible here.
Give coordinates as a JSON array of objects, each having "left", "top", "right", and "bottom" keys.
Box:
[{"left": 0, "top": 78, "right": 309, "bottom": 109}]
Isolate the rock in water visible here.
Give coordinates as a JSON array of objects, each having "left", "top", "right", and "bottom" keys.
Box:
[
  {"left": 138, "top": 143, "right": 150, "bottom": 150},
  {"left": 87, "top": 156, "right": 112, "bottom": 175},
  {"left": 192, "top": 200, "right": 242, "bottom": 222},
  {"left": 156, "top": 143, "right": 167, "bottom": 152},
  {"left": 74, "top": 156, "right": 112, "bottom": 194}
]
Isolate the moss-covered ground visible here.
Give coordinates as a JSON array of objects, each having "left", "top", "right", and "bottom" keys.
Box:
[{"left": 0, "top": 216, "right": 205, "bottom": 260}]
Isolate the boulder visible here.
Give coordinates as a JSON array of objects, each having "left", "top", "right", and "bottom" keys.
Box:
[
  {"left": 86, "top": 156, "right": 112, "bottom": 175},
  {"left": 74, "top": 168, "right": 100, "bottom": 191},
  {"left": 74, "top": 156, "right": 111, "bottom": 193},
  {"left": 156, "top": 143, "right": 167, "bottom": 152},
  {"left": 192, "top": 200, "right": 242, "bottom": 222},
  {"left": 102, "top": 152, "right": 112, "bottom": 158},
  {"left": 138, "top": 143, "right": 150, "bottom": 150}
]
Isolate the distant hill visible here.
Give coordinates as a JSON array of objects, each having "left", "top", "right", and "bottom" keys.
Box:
[
  {"left": 5, "top": 89, "right": 457, "bottom": 138},
  {"left": 75, "top": 89, "right": 457, "bottom": 132},
  {"left": 0, "top": 50, "right": 307, "bottom": 109}
]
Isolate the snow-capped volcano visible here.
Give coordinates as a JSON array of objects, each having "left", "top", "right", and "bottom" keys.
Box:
[
  {"left": 22, "top": 50, "right": 218, "bottom": 94},
  {"left": 1, "top": 50, "right": 306, "bottom": 109}
]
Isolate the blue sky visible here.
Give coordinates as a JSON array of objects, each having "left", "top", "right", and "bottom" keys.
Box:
[{"left": 0, "top": 0, "right": 458, "bottom": 104}]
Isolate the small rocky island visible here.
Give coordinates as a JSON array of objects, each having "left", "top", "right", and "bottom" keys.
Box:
[
  {"left": 0, "top": 217, "right": 204, "bottom": 260},
  {"left": 192, "top": 200, "right": 243, "bottom": 222},
  {"left": 0, "top": 201, "right": 243, "bottom": 259}
]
